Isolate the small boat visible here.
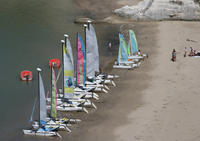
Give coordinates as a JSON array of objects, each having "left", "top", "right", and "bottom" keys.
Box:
[
  {"left": 127, "top": 30, "right": 147, "bottom": 60},
  {"left": 113, "top": 34, "right": 138, "bottom": 69},
  {"left": 85, "top": 22, "right": 117, "bottom": 87},
  {"left": 20, "top": 70, "right": 33, "bottom": 81},
  {"left": 23, "top": 68, "right": 60, "bottom": 137}
]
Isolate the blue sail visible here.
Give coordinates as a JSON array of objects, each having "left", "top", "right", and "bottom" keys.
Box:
[
  {"left": 129, "top": 30, "right": 138, "bottom": 54},
  {"left": 119, "top": 34, "right": 128, "bottom": 62}
]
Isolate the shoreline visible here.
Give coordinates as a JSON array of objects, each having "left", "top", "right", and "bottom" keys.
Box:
[
  {"left": 60, "top": 0, "right": 200, "bottom": 141},
  {"left": 62, "top": 21, "right": 158, "bottom": 140}
]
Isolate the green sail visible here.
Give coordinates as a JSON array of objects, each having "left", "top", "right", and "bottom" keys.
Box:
[{"left": 51, "top": 67, "right": 57, "bottom": 119}]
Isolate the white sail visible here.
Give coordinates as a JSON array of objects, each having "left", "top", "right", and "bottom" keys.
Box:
[
  {"left": 86, "top": 24, "right": 99, "bottom": 77},
  {"left": 63, "top": 40, "right": 74, "bottom": 99},
  {"left": 39, "top": 73, "right": 47, "bottom": 123},
  {"left": 66, "top": 38, "right": 74, "bottom": 67}
]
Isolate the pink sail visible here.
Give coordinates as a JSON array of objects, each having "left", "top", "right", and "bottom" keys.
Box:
[{"left": 76, "top": 33, "right": 86, "bottom": 86}]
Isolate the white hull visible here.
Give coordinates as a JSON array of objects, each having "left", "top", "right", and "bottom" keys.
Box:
[
  {"left": 46, "top": 120, "right": 71, "bottom": 132},
  {"left": 113, "top": 65, "right": 132, "bottom": 69},
  {"left": 47, "top": 105, "right": 89, "bottom": 113},
  {"left": 128, "top": 55, "right": 143, "bottom": 59},
  {"left": 23, "top": 129, "right": 59, "bottom": 137},
  {"left": 47, "top": 99, "right": 96, "bottom": 108}
]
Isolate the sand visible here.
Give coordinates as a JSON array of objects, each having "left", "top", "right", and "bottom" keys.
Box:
[
  {"left": 60, "top": 21, "right": 200, "bottom": 141},
  {"left": 58, "top": 1, "right": 200, "bottom": 141}
]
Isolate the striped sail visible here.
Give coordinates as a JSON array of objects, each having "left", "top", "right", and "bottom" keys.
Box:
[
  {"left": 129, "top": 30, "right": 138, "bottom": 54},
  {"left": 76, "top": 33, "right": 86, "bottom": 86},
  {"left": 86, "top": 24, "right": 99, "bottom": 77},
  {"left": 51, "top": 67, "right": 57, "bottom": 119},
  {"left": 127, "top": 40, "right": 131, "bottom": 56},
  {"left": 119, "top": 34, "right": 128, "bottom": 62},
  {"left": 117, "top": 44, "right": 121, "bottom": 64},
  {"left": 63, "top": 39, "right": 74, "bottom": 99},
  {"left": 39, "top": 72, "right": 47, "bottom": 125}
]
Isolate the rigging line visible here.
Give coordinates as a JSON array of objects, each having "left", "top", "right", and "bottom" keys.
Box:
[{"left": 29, "top": 94, "right": 38, "bottom": 123}]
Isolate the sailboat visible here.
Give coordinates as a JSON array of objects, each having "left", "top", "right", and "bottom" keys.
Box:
[
  {"left": 47, "top": 35, "right": 98, "bottom": 112},
  {"left": 113, "top": 34, "right": 138, "bottom": 69},
  {"left": 128, "top": 30, "right": 147, "bottom": 60},
  {"left": 46, "top": 60, "right": 90, "bottom": 113},
  {"left": 63, "top": 34, "right": 100, "bottom": 99},
  {"left": 76, "top": 32, "right": 108, "bottom": 93},
  {"left": 84, "top": 22, "right": 117, "bottom": 87},
  {"left": 23, "top": 68, "right": 60, "bottom": 137}
]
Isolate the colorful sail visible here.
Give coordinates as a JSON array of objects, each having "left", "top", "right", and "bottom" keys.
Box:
[
  {"left": 86, "top": 24, "right": 99, "bottom": 77},
  {"left": 127, "top": 40, "right": 131, "bottom": 56},
  {"left": 63, "top": 38, "right": 74, "bottom": 99},
  {"left": 119, "top": 33, "right": 128, "bottom": 62},
  {"left": 76, "top": 33, "right": 86, "bottom": 86},
  {"left": 129, "top": 30, "right": 138, "bottom": 54},
  {"left": 39, "top": 72, "right": 47, "bottom": 125},
  {"left": 117, "top": 43, "right": 122, "bottom": 64},
  {"left": 51, "top": 67, "right": 57, "bottom": 119}
]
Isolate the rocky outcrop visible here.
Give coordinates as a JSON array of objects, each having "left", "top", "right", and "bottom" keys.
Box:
[{"left": 114, "top": 0, "right": 200, "bottom": 21}]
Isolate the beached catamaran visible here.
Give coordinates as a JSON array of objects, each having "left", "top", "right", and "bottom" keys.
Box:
[
  {"left": 128, "top": 30, "right": 147, "bottom": 60},
  {"left": 84, "top": 22, "right": 117, "bottom": 87},
  {"left": 76, "top": 31, "right": 109, "bottom": 93},
  {"left": 47, "top": 37, "right": 96, "bottom": 113},
  {"left": 113, "top": 34, "right": 138, "bottom": 69},
  {"left": 23, "top": 68, "right": 61, "bottom": 137}
]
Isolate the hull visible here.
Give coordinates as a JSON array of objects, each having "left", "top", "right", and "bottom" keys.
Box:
[
  {"left": 47, "top": 105, "right": 89, "bottom": 113},
  {"left": 23, "top": 129, "right": 58, "bottom": 137},
  {"left": 47, "top": 99, "right": 95, "bottom": 108}
]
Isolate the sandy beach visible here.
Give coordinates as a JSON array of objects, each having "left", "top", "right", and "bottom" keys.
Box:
[
  {"left": 57, "top": 1, "right": 200, "bottom": 141},
  {"left": 61, "top": 21, "right": 200, "bottom": 141}
]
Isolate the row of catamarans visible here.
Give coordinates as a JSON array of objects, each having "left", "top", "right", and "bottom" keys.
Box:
[{"left": 23, "top": 21, "right": 146, "bottom": 138}]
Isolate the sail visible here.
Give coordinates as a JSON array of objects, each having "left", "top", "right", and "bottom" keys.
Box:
[
  {"left": 63, "top": 39, "right": 74, "bottom": 99},
  {"left": 39, "top": 73, "right": 47, "bottom": 124},
  {"left": 86, "top": 24, "right": 99, "bottom": 77},
  {"left": 119, "top": 34, "right": 128, "bottom": 62},
  {"left": 117, "top": 44, "right": 121, "bottom": 64},
  {"left": 76, "top": 33, "right": 86, "bottom": 86},
  {"left": 66, "top": 38, "right": 74, "bottom": 67},
  {"left": 129, "top": 30, "right": 138, "bottom": 54},
  {"left": 51, "top": 67, "right": 57, "bottom": 119},
  {"left": 127, "top": 40, "right": 131, "bottom": 56}
]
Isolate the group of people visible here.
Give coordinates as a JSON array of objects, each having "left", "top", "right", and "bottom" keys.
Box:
[
  {"left": 186, "top": 47, "right": 200, "bottom": 57},
  {"left": 172, "top": 47, "right": 200, "bottom": 62}
]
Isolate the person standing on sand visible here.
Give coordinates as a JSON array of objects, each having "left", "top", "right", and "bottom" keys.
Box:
[
  {"left": 184, "top": 47, "right": 187, "bottom": 57},
  {"left": 189, "top": 47, "right": 193, "bottom": 56},
  {"left": 172, "top": 49, "right": 176, "bottom": 62}
]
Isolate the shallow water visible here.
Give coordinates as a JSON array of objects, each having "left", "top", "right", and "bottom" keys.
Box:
[{"left": 0, "top": 0, "right": 119, "bottom": 140}]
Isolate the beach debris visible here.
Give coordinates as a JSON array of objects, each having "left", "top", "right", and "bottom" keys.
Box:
[{"left": 186, "top": 38, "right": 197, "bottom": 42}]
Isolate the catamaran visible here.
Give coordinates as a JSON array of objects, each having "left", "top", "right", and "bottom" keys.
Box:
[
  {"left": 113, "top": 33, "right": 138, "bottom": 69},
  {"left": 47, "top": 61, "right": 91, "bottom": 113},
  {"left": 128, "top": 30, "right": 147, "bottom": 60},
  {"left": 23, "top": 68, "right": 61, "bottom": 137},
  {"left": 84, "top": 22, "right": 118, "bottom": 87}
]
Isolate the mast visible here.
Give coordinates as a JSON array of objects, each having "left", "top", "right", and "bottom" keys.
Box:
[
  {"left": 50, "top": 65, "right": 53, "bottom": 118},
  {"left": 87, "top": 20, "right": 91, "bottom": 31},
  {"left": 76, "top": 32, "right": 78, "bottom": 86},
  {"left": 36, "top": 68, "right": 42, "bottom": 127},
  {"left": 84, "top": 24, "right": 87, "bottom": 82},
  {"left": 61, "top": 40, "right": 65, "bottom": 95}
]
